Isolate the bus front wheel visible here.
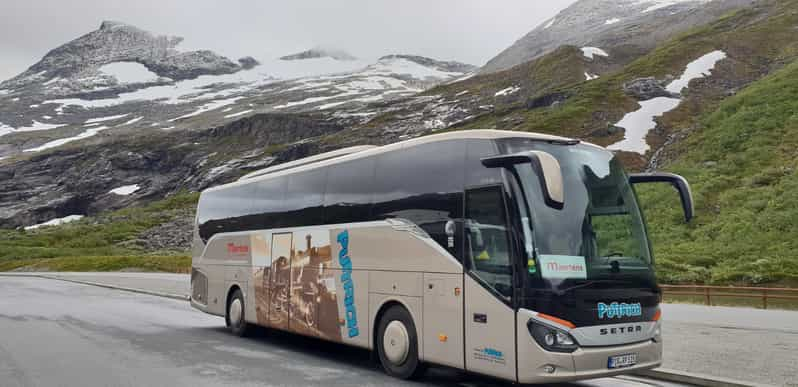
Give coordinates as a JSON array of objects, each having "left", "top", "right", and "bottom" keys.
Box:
[
  {"left": 376, "top": 305, "right": 425, "bottom": 379},
  {"left": 227, "top": 288, "right": 249, "bottom": 337}
]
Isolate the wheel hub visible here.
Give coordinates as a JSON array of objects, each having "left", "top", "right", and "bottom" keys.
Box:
[
  {"left": 229, "top": 298, "right": 243, "bottom": 327},
  {"left": 383, "top": 320, "right": 410, "bottom": 365}
]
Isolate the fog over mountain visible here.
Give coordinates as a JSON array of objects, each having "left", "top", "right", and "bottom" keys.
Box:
[{"left": 0, "top": 0, "right": 575, "bottom": 81}]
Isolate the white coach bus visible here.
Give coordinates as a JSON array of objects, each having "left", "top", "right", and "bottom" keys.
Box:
[{"left": 190, "top": 129, "right": 693, "bottom": 383}]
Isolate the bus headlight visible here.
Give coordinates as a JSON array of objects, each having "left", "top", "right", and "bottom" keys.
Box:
[{"left": 528, "top": 320, "right": 578, "bottom": 353}]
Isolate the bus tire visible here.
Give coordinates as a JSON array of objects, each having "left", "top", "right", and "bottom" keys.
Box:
[
  {"left": 376, "top": 305, "right": 425, "bottom": 379},
  {"left": 227, "top": 288, "right": 249, "bottom": 337}
]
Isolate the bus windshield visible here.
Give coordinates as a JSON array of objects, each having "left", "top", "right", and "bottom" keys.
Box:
[{"left": 500, "top": 139, "right": 653, "bottom": 286}]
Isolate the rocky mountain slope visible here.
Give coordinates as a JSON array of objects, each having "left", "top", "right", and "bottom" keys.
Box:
[
  {"left": 481, "top": 0, "right": 755, "bottom": 74},
  {"left": 0, "top": 22, "right": 475, "bottom": 160}
]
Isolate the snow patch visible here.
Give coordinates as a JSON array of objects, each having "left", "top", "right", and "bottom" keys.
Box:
[
  {"left": 170, "top": 97, "right": 243, "bottom": 121},
  {"left": 24, "top": 215, "right": 84, "bottom": 230},
  {"left": 637, "top": 0, "right": 708, "bottom": 13},
  {"left": 317, "top": 100, "right": 350, "bottom": 110},
  {"left": 224, "top": 109, "right": 253, "bottom": 118},
  {"left": 109, "top": 184, "right": 140, "bottom": 195},
  {"left": 495, "top": 86, "right": 521, "bottom": 97},
  {"left": 99, "top": 62, "right": 160, "bottom": 84},
  {"left": 0, "top": 120, "right": 67, "bottom": 137},
  {"left": 120, "top": 116, "right": 143, "bottom": 126},
  {"left": 666, "top": 50, "right": 727, "bottom": 93},
  {"left": 605, "top": 18, "right": 621, "bottom": 25},
  {"left": 24, "top": 126, "right": 110, "bottom": 153},
  {"left": 274, "top": 91, "right": 359, "bottom": 109},
  {"left": 543, "top": 17, "right": 556, "bottom": 29},
  {"left": 43, "top": 77, "right": 61, "bottom": 86},
  {"left": 607, "top": 97, "right": 682, "bottom": 154},
  {"left": 86, "top": 113, "right": 130, "bottom": 123},
  {"left": 585, "top": 73, "right": 600, "bottom": 81},
  {"left": 581, "top": 47, "right": 609, "bottom": 60},
  {"left": 43, "top": 68, "right": 275, "bottom": 109}
]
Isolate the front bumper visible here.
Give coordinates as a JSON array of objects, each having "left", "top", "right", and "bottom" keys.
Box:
[
  {"left": 518, "top": 340, "right": 662, "bottom": 383},
  {"left": 518, "top": 339, "right": 662, "bottom": 384},
  {"left": 516, "top": 309, "right": 662, "bottom": 384}
]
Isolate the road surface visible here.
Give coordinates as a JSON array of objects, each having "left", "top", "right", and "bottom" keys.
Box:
[{"left": 0, "top": 277, "right": 689, "bottom": 387}]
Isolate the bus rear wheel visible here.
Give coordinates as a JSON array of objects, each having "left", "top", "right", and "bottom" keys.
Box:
[
  {"left": 227, "top": 288, "right": 249, "bottom": 337},
  {"left": 376, "top": 305, "right": 425, "bottom": 379}
]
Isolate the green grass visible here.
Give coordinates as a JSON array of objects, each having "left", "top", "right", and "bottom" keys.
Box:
[
  {"left": 0, "top": 255, "right": 190, "bottom": 273},
  {"left": 638, "top": 57, "right": 798, "bottom": 286},
  {"left": 0, "top": 192, "right": 198, "bottom": 273}
]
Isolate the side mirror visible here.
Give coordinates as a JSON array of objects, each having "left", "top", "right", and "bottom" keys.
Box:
[
  {"left": 482, "top": 150, "right": 564, "bottom": 209},
  {"left": 629, "top": 172, "right": 694, "bottom": 222}
]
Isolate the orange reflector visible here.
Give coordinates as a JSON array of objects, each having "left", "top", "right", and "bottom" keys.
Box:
[
  {"left": 454, "top": 287, "right": 461, "bottom": 296},
  {"left": 537, "top": 313, "right": 576, "bottom": 329},
  {"left": 438, "top": 334, "right": 448, "bottom": 342},
  {"left": 653, "top": 308, "right": 662, "bottom": 321}
]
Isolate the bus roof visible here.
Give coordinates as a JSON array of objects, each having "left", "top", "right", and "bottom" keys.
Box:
[{"left": 206, "top": 129, "right": 579, "bottom": 193}]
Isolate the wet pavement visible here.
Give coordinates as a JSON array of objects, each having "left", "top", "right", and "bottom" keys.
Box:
[{"left": 0, "top": 277, "right": 691, "bottom": 387}]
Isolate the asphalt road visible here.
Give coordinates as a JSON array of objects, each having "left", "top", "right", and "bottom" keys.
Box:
[{"left": 0, "top": 277, "right": 692, "bottom": 387}]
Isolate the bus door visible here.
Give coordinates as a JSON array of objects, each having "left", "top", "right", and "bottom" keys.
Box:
[
  {"left": 463, "top": 185, "right": 517, "bottom": 381},
  {"left": 269, "top": 233, "right": 292, "bottom": 330}
]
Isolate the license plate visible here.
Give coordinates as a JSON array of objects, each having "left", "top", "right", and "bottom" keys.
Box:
[{"left": 608, "top": 353, "right": 637, "bottom": 369}]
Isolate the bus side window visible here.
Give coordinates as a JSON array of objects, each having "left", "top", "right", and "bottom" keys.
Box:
[
  {"left": 323, "top": 158, "right": 377, "bottom": 224},
  {"left": 465, "top": 186, "right": 513, "bottom": 299},
  {"left": 372, "top": 141, "right": 465, "bottom": 261}
]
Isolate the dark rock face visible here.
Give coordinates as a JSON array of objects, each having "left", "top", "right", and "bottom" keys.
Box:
[
  {"left": 526, "top": 92, "right": 571, "bottom": 109},
  {"left": 238, "top": 56, "right": 260, "bottom": 69},
  {"left": 623, "top": 77, "right": 680, "bottom": 100}
]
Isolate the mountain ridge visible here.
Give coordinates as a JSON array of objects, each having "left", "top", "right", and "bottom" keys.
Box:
[{"left": 481, "top": 0, "right": 755, "bottom": 74}]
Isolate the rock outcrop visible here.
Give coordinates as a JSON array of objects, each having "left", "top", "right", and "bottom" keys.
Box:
[{"left": 623, "top": 77, "right": 679, "bottom": 100}]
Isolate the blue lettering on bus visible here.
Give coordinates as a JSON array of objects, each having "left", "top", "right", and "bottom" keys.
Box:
[
  {"left": 337, "top": 230, "right": 359, "bottom": 338},
  {"left": 597, "top": 302, "right": 642, "bottom": 319}
]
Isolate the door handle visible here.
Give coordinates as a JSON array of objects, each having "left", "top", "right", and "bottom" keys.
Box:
[{"left": 473, "top": 313, "right": 487, "bottom": 323}]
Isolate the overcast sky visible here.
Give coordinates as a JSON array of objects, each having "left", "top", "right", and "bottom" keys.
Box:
[{"left": 0, "top": 0, "right": 576, "bottom": 81}]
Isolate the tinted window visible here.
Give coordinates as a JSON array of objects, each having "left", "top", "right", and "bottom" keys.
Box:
[
  {"left": 197, "top": 183, "right": 257, "bottom": 241},
  {"left": 466, "top": 139, "right": 503, "bottom": 187},
  {"left": 323, "top": 157, "right": 376, "bottom": 224},
  {"left": 372, "top": 140, "right": 465, "bottom": 258},
  {"left": 465, "top": 186, "right": 513, "bottom": 300},
  {"left": 251, "top": 176, "right": 288, "bottom": 229},
  {"left": 283, "top": 167, "right": 328, "bottom": 227}
]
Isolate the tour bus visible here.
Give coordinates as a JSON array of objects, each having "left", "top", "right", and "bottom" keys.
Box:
[{"left": 190, "top": 129, "right": 693, "bottom": 383}]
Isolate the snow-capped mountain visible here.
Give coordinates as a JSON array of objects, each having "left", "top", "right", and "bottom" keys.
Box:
[
  {"left": 0, "top": 22, "right": 475, "bottom": 159},
  {"left": 481, "top": 0, "right": 755, "bottom": 73}
]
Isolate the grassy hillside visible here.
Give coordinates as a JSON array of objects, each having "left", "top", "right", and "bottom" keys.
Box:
[
  {"left": 454, "top": 0, "right": 798, "bottom": 156},
  {"left": 638, "top": 58, "right": 798, "bottom": 285},
  {"left": 0, "top": 192, "right": 197, "bottom": 272}
]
